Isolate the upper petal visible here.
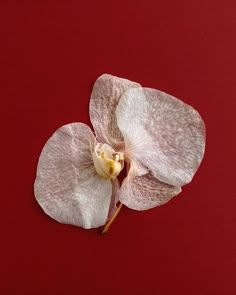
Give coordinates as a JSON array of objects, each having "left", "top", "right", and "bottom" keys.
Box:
[
  {"left": 89, "top": 74, "right": 141, "bottom": 150},
  {"left": 119, "top": 172, "right": 181, "bottom": 210},
  {"left": 34, "top": 123, "right": 112, "bottom": 229},
  {"left": 116, "top": 87, "right": 206, "bottom": 186}
]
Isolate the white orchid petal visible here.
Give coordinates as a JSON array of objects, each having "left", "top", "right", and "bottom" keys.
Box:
[
  {"left": 89, "top": 74, "right": 141, "bottom": 149},
  {"left": 119, "top": 172, "right": 181, "bottom": 210},
  {"left": 34, "top": 123, "right": 112, "bottom": 229},
  {"left": 116, "top": 87, "right": 206, "bottom": 186}
]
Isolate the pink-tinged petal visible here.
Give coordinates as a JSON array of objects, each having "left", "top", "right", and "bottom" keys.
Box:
[
  {"left": 116, "top": 87, "right": 206, "bottom": 186},
  {"left": 34, "top": 123, "right": 112, "bottom": 229},
  {"left": 119, "top": 172, "right": 181, "bottom": 210},
  {"left": 89, "top": 74, "right": 141, "bottom": 150}
]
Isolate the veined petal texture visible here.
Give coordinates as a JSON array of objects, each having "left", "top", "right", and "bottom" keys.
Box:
[
  {"left": 89, "top": 74, "right": 141, "bottom": 150},
  {"left": 119, "top": 172, "right": 181, "bottom": 210},
  {"left": 34, "top": 123, "right": 112, "bottom": 229},
  {"left": 116, "top": 87, "right": 206, "bottom": 186}
]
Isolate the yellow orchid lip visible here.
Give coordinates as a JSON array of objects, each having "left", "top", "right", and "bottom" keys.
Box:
[{"left": 92, "top": 143, "right": 124, "bottom": 179}]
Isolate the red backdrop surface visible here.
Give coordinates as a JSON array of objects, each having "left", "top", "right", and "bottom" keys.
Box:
[{"left": 1, "top": 1, "right": 235, "bottom": 295}]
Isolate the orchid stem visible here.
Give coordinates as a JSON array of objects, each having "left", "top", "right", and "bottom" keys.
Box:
[{"left": 101, "top": 202, "right": 123, "bottom": 234}]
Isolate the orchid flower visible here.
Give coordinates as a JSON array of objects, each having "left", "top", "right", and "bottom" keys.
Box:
[{"left": 34, "top": 74, "right": 206, "bottom": 232}]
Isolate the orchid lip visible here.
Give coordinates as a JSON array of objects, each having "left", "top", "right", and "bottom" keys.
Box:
[{"left": 92, "top": 143, "right": 124, "bottom": 179}]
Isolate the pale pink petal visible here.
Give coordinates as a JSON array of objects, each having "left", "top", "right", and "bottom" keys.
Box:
[
  {"left": 116, "top": 88, "right": 206, "bottom": 186},
  {"left": 89, "top": 74, "right": 141, "bottom": 150},
  {"left": 34, "top": 123, "right": 112, "bottom": 229},
  {"left": 119, "top": 172, "right": 181, "bottom": 210}
]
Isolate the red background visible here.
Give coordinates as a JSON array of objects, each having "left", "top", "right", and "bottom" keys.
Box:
[{"left": 1, "top": 1, "right": 235, "bottom": 294}]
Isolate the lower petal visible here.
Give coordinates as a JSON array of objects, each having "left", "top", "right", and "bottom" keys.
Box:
[{"left": 119, "top": 172, "right": 181, "bottom": 211}]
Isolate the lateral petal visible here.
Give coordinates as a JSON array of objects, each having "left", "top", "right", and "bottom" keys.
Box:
[
  {"left": 116, "top": 87, "right": 206, "bottom": 186},
  {"left": 119, "top": 172, "right": 181, "bottom": 210},
  {"left": 34, "top": 123, "right": 112, "bottom": 229},
  {"left": 89, "top": 74, "right": 141, "bottom": 150}
]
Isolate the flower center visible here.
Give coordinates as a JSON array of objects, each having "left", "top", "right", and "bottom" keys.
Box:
[{"left": 92, "top": 143, "right": 124, "bottom": 179}]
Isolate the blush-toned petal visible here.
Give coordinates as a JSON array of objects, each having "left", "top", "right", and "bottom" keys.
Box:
[
  {"left": 89, "top": 74, "right": 141, "bottom": 150},
  {"left": 34, "top": 123, "right": 112, "bottom": 229},
  {"left": 119, "top": 172, "right": 181, "bottom": 210},
  {"left": 116, "top": 87, "right": 206, "bottom": 186}
]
